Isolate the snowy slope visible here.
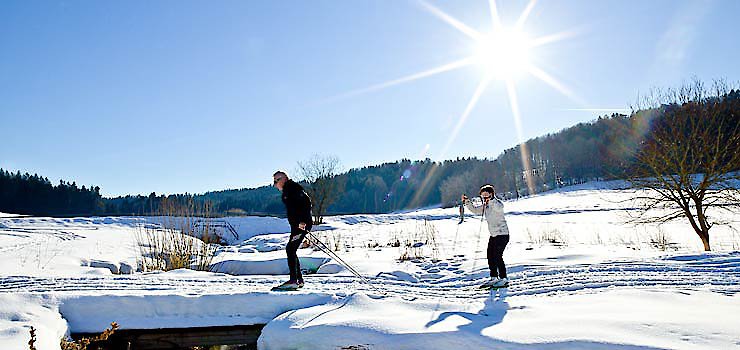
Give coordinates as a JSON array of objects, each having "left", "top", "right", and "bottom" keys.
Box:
[
  {"left": 1, "top": 182, "right": 739, "bottom": 350},
  {"left": 260, "top": 288, "right": 740, "bottom": 350}
]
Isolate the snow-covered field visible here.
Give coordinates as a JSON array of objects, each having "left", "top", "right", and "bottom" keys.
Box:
[{"left": 1, "top": 182, "right": 739, "bottom": 350}]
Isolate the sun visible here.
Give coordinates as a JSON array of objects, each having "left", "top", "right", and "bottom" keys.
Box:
[
  {"left": 324, "top": 0, "right": 580, "bottom": 188},
  {"left": 473, "top": 28, "right": 532, "bottom": 79},
  {"left": 323, "top": 0, "right": 581, "bottom": 199}
]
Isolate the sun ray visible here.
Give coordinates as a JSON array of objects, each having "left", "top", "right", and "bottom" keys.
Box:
[
  {"left": 527, "top": 64, "right": 585, "bottom": 105},
  {"left": 319, "top": 58, "right": 475, "bottom": 104},
  {"left": 438, "top": 76, "right": 492, "bottom": 159},
  {"left": 505, "top": 79, "right": 537, "bottom": 195},
  {"left": 418, "top": 0, "right": 483, "bottom": 40},
  {"left": 528, "top": 29, "right": 578, "bottom": 48},
  {"left": 488, "top": 0, "right": 502, "bottom": 31},
  {"left": 410, "top": 76, "right": 492, "bottom": 208},
  {"left": 488, "top": 0, "right": 501, "bottom": 32},
  {"left": 505, "top": 79, "right": 524, "bottom": 141},
  {"left": 515, "top": 0, "right": 537, "bottom": 29},
  {"left": 317, "top": 1, "right": 583, "bottom": 203},
  {"left": 408, "top": 162, "right": 442, "bottom": 209}
]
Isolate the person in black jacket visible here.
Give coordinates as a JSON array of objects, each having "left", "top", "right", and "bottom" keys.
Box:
[{"left": 272, "top": 171, "right": 312, "bottom": 290}]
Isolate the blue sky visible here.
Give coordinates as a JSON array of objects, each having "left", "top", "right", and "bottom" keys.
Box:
[{"left": 1, "top": 0, "right": 738, "bottom": 197}]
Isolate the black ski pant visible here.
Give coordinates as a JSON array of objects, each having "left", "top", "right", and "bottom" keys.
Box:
[
  {"left": 286, "top": 223, "right": 311, "bottom": 282},
  {"left": 487, "top": 234, "right": 509, "bottom": 279}
]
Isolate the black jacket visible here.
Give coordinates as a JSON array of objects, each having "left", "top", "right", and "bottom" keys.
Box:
[{"left": 281, "top": 179, "right": 312, "bottom": 226}]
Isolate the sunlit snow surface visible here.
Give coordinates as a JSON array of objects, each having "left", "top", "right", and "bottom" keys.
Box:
[{"left": 1, "top": 181, "right": 739, "bottom": 349}]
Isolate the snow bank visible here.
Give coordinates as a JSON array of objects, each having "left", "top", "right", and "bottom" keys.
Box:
[
  {"left": 58, "top": 292, "right": 335, "bottom": 333},
  {"left": 0, "top": 294, "right": 67, "bottom": 350},
  {"left": 486, "top": 290, "right": 740, "bottom": 349},
  {"left": 332, "top": 211, "right": 458, "bottom": 226},
  {"left": 240, "top": 234, "right": 290, "bottom": 253},
  {"left": 258, "top": 293, "right": 504, "bottom": 350},
  {"left": 0, "top": 290, "right": 337, "bottom": 349},
  {"left": 216, "top": 217, "right": 332, "bottom": 244},
  {"left": 211, "top": 256, "right": 332, "bottom": 275},
  {"left": 215, "top": 216, "right": 291, "bottom": 244},
  {"left": 259, "top": 290, "right": 740, "bottom": 350}
]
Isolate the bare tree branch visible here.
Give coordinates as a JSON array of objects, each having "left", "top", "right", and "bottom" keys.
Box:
[
  {"left": 298, "top": 154, "right": 345, "bottom": 225},
  {"left": 626, "top": 79, "right": 740, "bottom": 251}
]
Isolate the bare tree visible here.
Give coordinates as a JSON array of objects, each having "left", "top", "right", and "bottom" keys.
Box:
[
  {"left": 627, "top": 79, "right": 740, "bottom": 251},
  {"left": 440, "top": 171, "right": 487, "bottom": 206},
  {"left": 298, "top": 154, "right": 345, "bottom": 224},
  {"left": 439, "top": 173, "right": 469, "bottom": 207}
]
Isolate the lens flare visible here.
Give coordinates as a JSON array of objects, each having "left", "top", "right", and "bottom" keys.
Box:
[{"left": 320, "top": 1, "right": 584, "bottom": 197}]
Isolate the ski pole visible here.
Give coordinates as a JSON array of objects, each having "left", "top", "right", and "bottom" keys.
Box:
[
  {"left": 458, "top": 199, "right": 465, "bottom": 223},
  {"left": 451, "top": 198, "right": 465, "bottom": 257},
  {"left": 451, "top": 222, "right": 461, "bottom": 257},
  {"left": 308, "top": 232, "right": 385, "bottom": 295},
  {"left": 304, "top": 230, "right": 385, "bottom": 295},
  {"left": 470, "top": 197, "right": 487, "bottom": 274},
  {"left": 308, "top": 233, "right": 363, "bottom": 279},
  {"left": 310, "top": 234, "right": 366, "bottom": 283}
]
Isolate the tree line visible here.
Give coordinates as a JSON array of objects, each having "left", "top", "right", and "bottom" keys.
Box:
[
  {"left": 0, "top": 170, "right": 104, "bottom": 216},
  {"left": 198, "top": 86, "right": 739, "bottom": 217},
  {"left": 2, "top": 86, "right": 737, "bottom": 219}
]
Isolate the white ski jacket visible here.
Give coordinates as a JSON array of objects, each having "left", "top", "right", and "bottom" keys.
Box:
[{"left": 465, "top": 197, "right": 510, "bottom": 237}]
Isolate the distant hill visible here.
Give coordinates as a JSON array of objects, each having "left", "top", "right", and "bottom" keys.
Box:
[
  {"left": 190, "top": 112, "right": 639, "bottom": 216},
  {"left": 4, "top": 89, "right": 738, "bottom": 217},
  {"left": 192, "top": 87, "right": 740, "bottom": 216}
]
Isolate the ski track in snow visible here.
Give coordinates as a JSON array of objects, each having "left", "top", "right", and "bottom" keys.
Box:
[
  {"left": 0, "top": 227, "right": 86, "bottom": 241},
  {"left": 3, "top": 254, "right": 738, "bottom": 300}
]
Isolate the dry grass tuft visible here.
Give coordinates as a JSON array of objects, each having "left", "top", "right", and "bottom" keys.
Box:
[
  {"left": 398, "top": 219, "right": 440, "bottom": 261},
  {"left": 136, "top": 199, "right": 220, "bottom": 272},
  {"left": 60, "top": 322, "right": 118, "bottom": 350},
  {"left": 527, "top": 228, "right": 568, "bottom": 246},
  {"left": 648, "top": 228, "right": 678, "bottom": 251},
  {"left": 27, "top": 327, "right": 36, "bottom": 350}
]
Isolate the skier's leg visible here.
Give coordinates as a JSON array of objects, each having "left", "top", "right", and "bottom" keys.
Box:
[
  {"left": 492, "top": 235, "right": 510, "bottom": 279},
  {"left": 486, "top": 236, "right": 498, "bottom": 278},
  {"left": 286, "top": 226, "right": 303, "bottom": 282},
  {"left": 292, "top": 223, "right": 311, "bottom": 283},
  {"left": 286, "top": 239, "right": 297, "bottom": 282}
]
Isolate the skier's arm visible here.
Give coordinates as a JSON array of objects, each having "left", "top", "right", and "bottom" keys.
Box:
[
  {"left": 292, "top": 186, "right": 312, "bottom": 227},
  {"left": 298, "top": 190, "right": 312, "bottom": 229},
  {"left": 285, "top": 183, "right": 312, "bottom": 228},
  {"left": 462, "top": 196, "right": 483, "bottom": 215}
]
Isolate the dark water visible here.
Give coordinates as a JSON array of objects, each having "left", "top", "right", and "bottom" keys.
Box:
[{"left": 71, "top": 324, "right": 263, "bottom": 350}]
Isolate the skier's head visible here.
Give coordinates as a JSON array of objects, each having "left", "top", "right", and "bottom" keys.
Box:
[
  {"left": 479, "top": 184, "right": 495, "bottom": 200},
  {"left": 273, "top": 171, "right": 288, "bottom": 191}
]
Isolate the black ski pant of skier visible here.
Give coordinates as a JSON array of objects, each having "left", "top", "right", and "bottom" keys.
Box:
[
  {"left": 286, "top": 223, "right": 311, "bottom": 282},
  {"left": 487, "top": 234, "right": 510, "bottom": 279}
]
